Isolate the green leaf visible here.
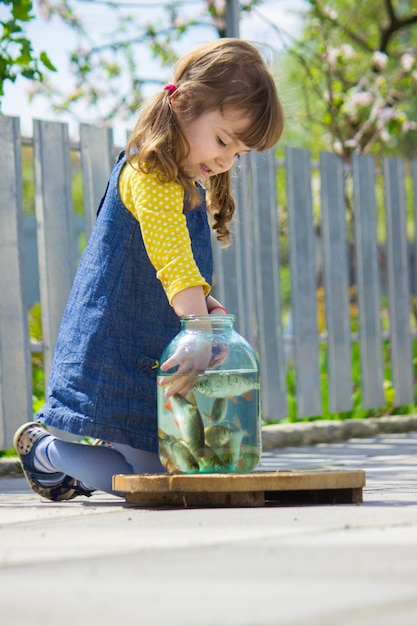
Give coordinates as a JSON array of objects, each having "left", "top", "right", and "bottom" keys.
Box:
[
  {"left": 2, "top": 19, "right": 23, "bottom": 36},
  {"left": 12, "top": 0, "right": 33, "bottom": 23},
  {"left": 16, "top": 52, "right": 32, "bottom": 65},
  {"left": 40, "top": 51, "right": 57, "bottom": 72}
]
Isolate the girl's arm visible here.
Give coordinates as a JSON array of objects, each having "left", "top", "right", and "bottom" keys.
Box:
[
  {"left": 170, "top": 285, "right": 208, "bottom": 317},
  {"left": 170, "top": 290, "right": 227, "bottom": 317},
  {"left": 120, "top": 166, "right": 211, "bottom": 307}
]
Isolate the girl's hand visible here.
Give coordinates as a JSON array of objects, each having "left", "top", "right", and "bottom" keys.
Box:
[
  {"left": 207, "top": 298, "right": 229, "bottom": 365},
  {"left": 208, "top": 342, "right": 229, "bottom": 369},
  {"left": 207, "top": 296, "right": 227, "bottom": 316},
  {"left": 158, "top": 334, "right": 212, "bottom": 397},
  {"left": 159, "top": 289, "right": 229, "bottom": 396}
]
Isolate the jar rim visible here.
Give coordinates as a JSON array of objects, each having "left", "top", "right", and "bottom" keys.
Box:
[{"left": 180, "top": 314, "right": 235, "bottom": 321}]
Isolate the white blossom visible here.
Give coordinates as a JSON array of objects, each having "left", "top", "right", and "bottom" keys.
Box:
[
  {"left": 342, "top": 90, "right": 374, "bottom": 118},
  {"left": 343, "top": 91, "right": 372, "bottom": 116},
  {"left": 372, "top": 51, "right": 388, "bottom": 70},
  {"left": 402, "top": 120, "right": 417, "bottom": 132},
  {"left": 380, "top": 129, "right": 391, "bottom": 143},
  {"left": 323, "top": 6, "right": 338, "bottom": 20},
  {"left": 340, "top": 44, "right": 355, "bottom": 59},
  {"left": 401, "top": 53, "right": 415, "bottom": 73},
  {"left": 350, "top": 91, "right": 373, "bottom": 107},
  {"left": 205, "top": 0, "right": 225, "bottom": 12},
  {"left": 326, "top": 47, "right": 339, "bottom": 65},
  {"left": 377, "top": 107, "right": 396, "bottom": 123}
]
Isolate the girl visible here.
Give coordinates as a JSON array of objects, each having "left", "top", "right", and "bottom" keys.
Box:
[{"left": 14, "top": 38, "right": 284, "bottom": 500}]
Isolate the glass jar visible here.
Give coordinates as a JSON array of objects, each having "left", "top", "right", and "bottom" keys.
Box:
[{"left": 157, "top": 315, "right": 261, "bottom": 474}]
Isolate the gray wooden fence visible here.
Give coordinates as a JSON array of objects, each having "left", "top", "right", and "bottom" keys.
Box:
[{"left": 1, "top": 114, "right": 416, "bottom": 449}]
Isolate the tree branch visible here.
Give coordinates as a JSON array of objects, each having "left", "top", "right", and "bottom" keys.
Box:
[
  {"left": 310, "top": 1, "right": 373, "bottom": 53},
  {"left": 380, "top": 0, "right": 417, "bottom": 52}
]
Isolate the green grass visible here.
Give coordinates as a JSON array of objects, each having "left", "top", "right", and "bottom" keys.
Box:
[
  {"left": 29, "top": 302, "right": 46, "bottom": 414},
  {"left": 265, "top": 339, "right": 417, "bottom": 425},
  {"left": 0, "top": 449, "right": 18, "bottom": 458}
]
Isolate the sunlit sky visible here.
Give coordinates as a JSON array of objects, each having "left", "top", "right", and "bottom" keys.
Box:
[{"left": 1, "top": 0, "right": 305, "bottom": 143}]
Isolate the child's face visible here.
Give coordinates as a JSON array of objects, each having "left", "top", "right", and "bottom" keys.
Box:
[{"left": 179, "top": 107, "right": 251, "bottom": 181}]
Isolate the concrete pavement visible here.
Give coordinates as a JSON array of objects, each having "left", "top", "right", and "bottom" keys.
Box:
[{"left": 1, "top": 432, "right": 417, "bottom": 626}]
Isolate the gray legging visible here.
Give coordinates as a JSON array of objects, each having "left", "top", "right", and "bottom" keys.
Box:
[{"left": 46, "top": 435, "right": 165, "bottom": 496}]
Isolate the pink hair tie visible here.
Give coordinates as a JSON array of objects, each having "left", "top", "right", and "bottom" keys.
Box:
[{"left": 164, "top": 84, "right": 177, "bottom": 95}]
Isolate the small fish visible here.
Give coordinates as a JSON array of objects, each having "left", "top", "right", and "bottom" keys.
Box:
[
  {"left": 222, "top": 431, "right": 246, "bottom": 467},
  {"left": 159, "top": 448, "right": 182, "bottom": 474},
  {"left": 195, "top": 445, "right": 223, "bottom": 472},
  {"left": 158, "top": 429, "right": 180, "bottom": 472},
  {"left": 159, "top": 435, "right": 199, "bottom": 473},
  {"left": 169, "top": 393, "right": 205, "bottom": 454},
  {"left": 158, "top": 433, "right": 180, "bottom": 473},
  {"left": 204, "top": 424, "right": 235, "bottom": 448},
  {"left": 158, "top": 428, "right": 170, "bottom": 441},
  {"left": 193, "top": 373, "right": 259, "bottom": 399},
  {"left": 221, "top": 418, "right": 248, "bottom": 466},
  {"left": 170, "top": 440, "right": 199, "bottom": 473},
  {"left": 236, "top": 444, "right": 260, "bottom": 473},
  {"left": 210, "top": 397, "right": 228, "bottom": 424}
]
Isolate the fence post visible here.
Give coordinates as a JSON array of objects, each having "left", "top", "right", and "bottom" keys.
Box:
[
  {"left": 384, "top": 157, "right": 414, "bottom": 405},
  {"left": 286, "top": 147, "right": 322, "bottom": 417},
  {"left": 413, "top": 160, "right": 417, "bottom": 298},
  {"left": 33, "top": 119, "right": 76, "bottom": 384},
  {"left": 320, "top": 151, "right": 352, "bottom": 413},
  {"left": 0, "top": 116, "right": 33, "bottom": 447},
  {"left": 251, "top": 150, "right": 288, "bottom": 420},
  {"left": 80, "top": 124, "right": 115, "bottom": 238},
  {"left": 352, "top": 155, "right": 385, "bottom": 408}
]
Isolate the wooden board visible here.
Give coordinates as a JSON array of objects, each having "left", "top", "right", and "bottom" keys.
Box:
[{"left": 113, "top": 469, "right": 366, "bottom": 508}]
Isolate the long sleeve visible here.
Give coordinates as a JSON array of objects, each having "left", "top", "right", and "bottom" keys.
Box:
[{"left": 118, "top": 163, "right": 210, "bottom": 304}]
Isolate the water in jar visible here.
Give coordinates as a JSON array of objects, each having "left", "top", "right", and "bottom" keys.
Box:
[{"left": 157, "top": 369, "right": 260, "bottom": 474}]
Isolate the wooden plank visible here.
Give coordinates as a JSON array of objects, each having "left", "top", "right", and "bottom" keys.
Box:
[
  {"left": 320, "top": 152, "right": 352, "bottom": 413},
  {"left": 286, "top": 147, "right": 321, "bottom": 417},
  {"left": 383, "top": 158, "right": 414, "bottom": 405},
  {"left": 114, "top": 469, "right": 366, "bottom": 507},
  {"left": 123, "top": 490, "right": 265, "bottom": 507},
  {"left": 80, "top": 123, "right": 114, "bottom": 238},
  {"left": 33, "top": 119, "right": 76, "bottom": 383},
  {"left": 115, "top": 469, "right": 366, "bottom": 492},
  {"left": 351, "top": 155, "right": 385, "bottom": 408},
  {"left": 0, "top": 116, "right": 33, "bottom": 448},
  {"left": 251, "top": 150, "right": 288, "bottom": 419}
]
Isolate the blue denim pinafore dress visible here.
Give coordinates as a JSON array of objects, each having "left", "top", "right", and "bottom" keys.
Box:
[{"left": 38, "top": 154, "right": 213, "bottom": 453}]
